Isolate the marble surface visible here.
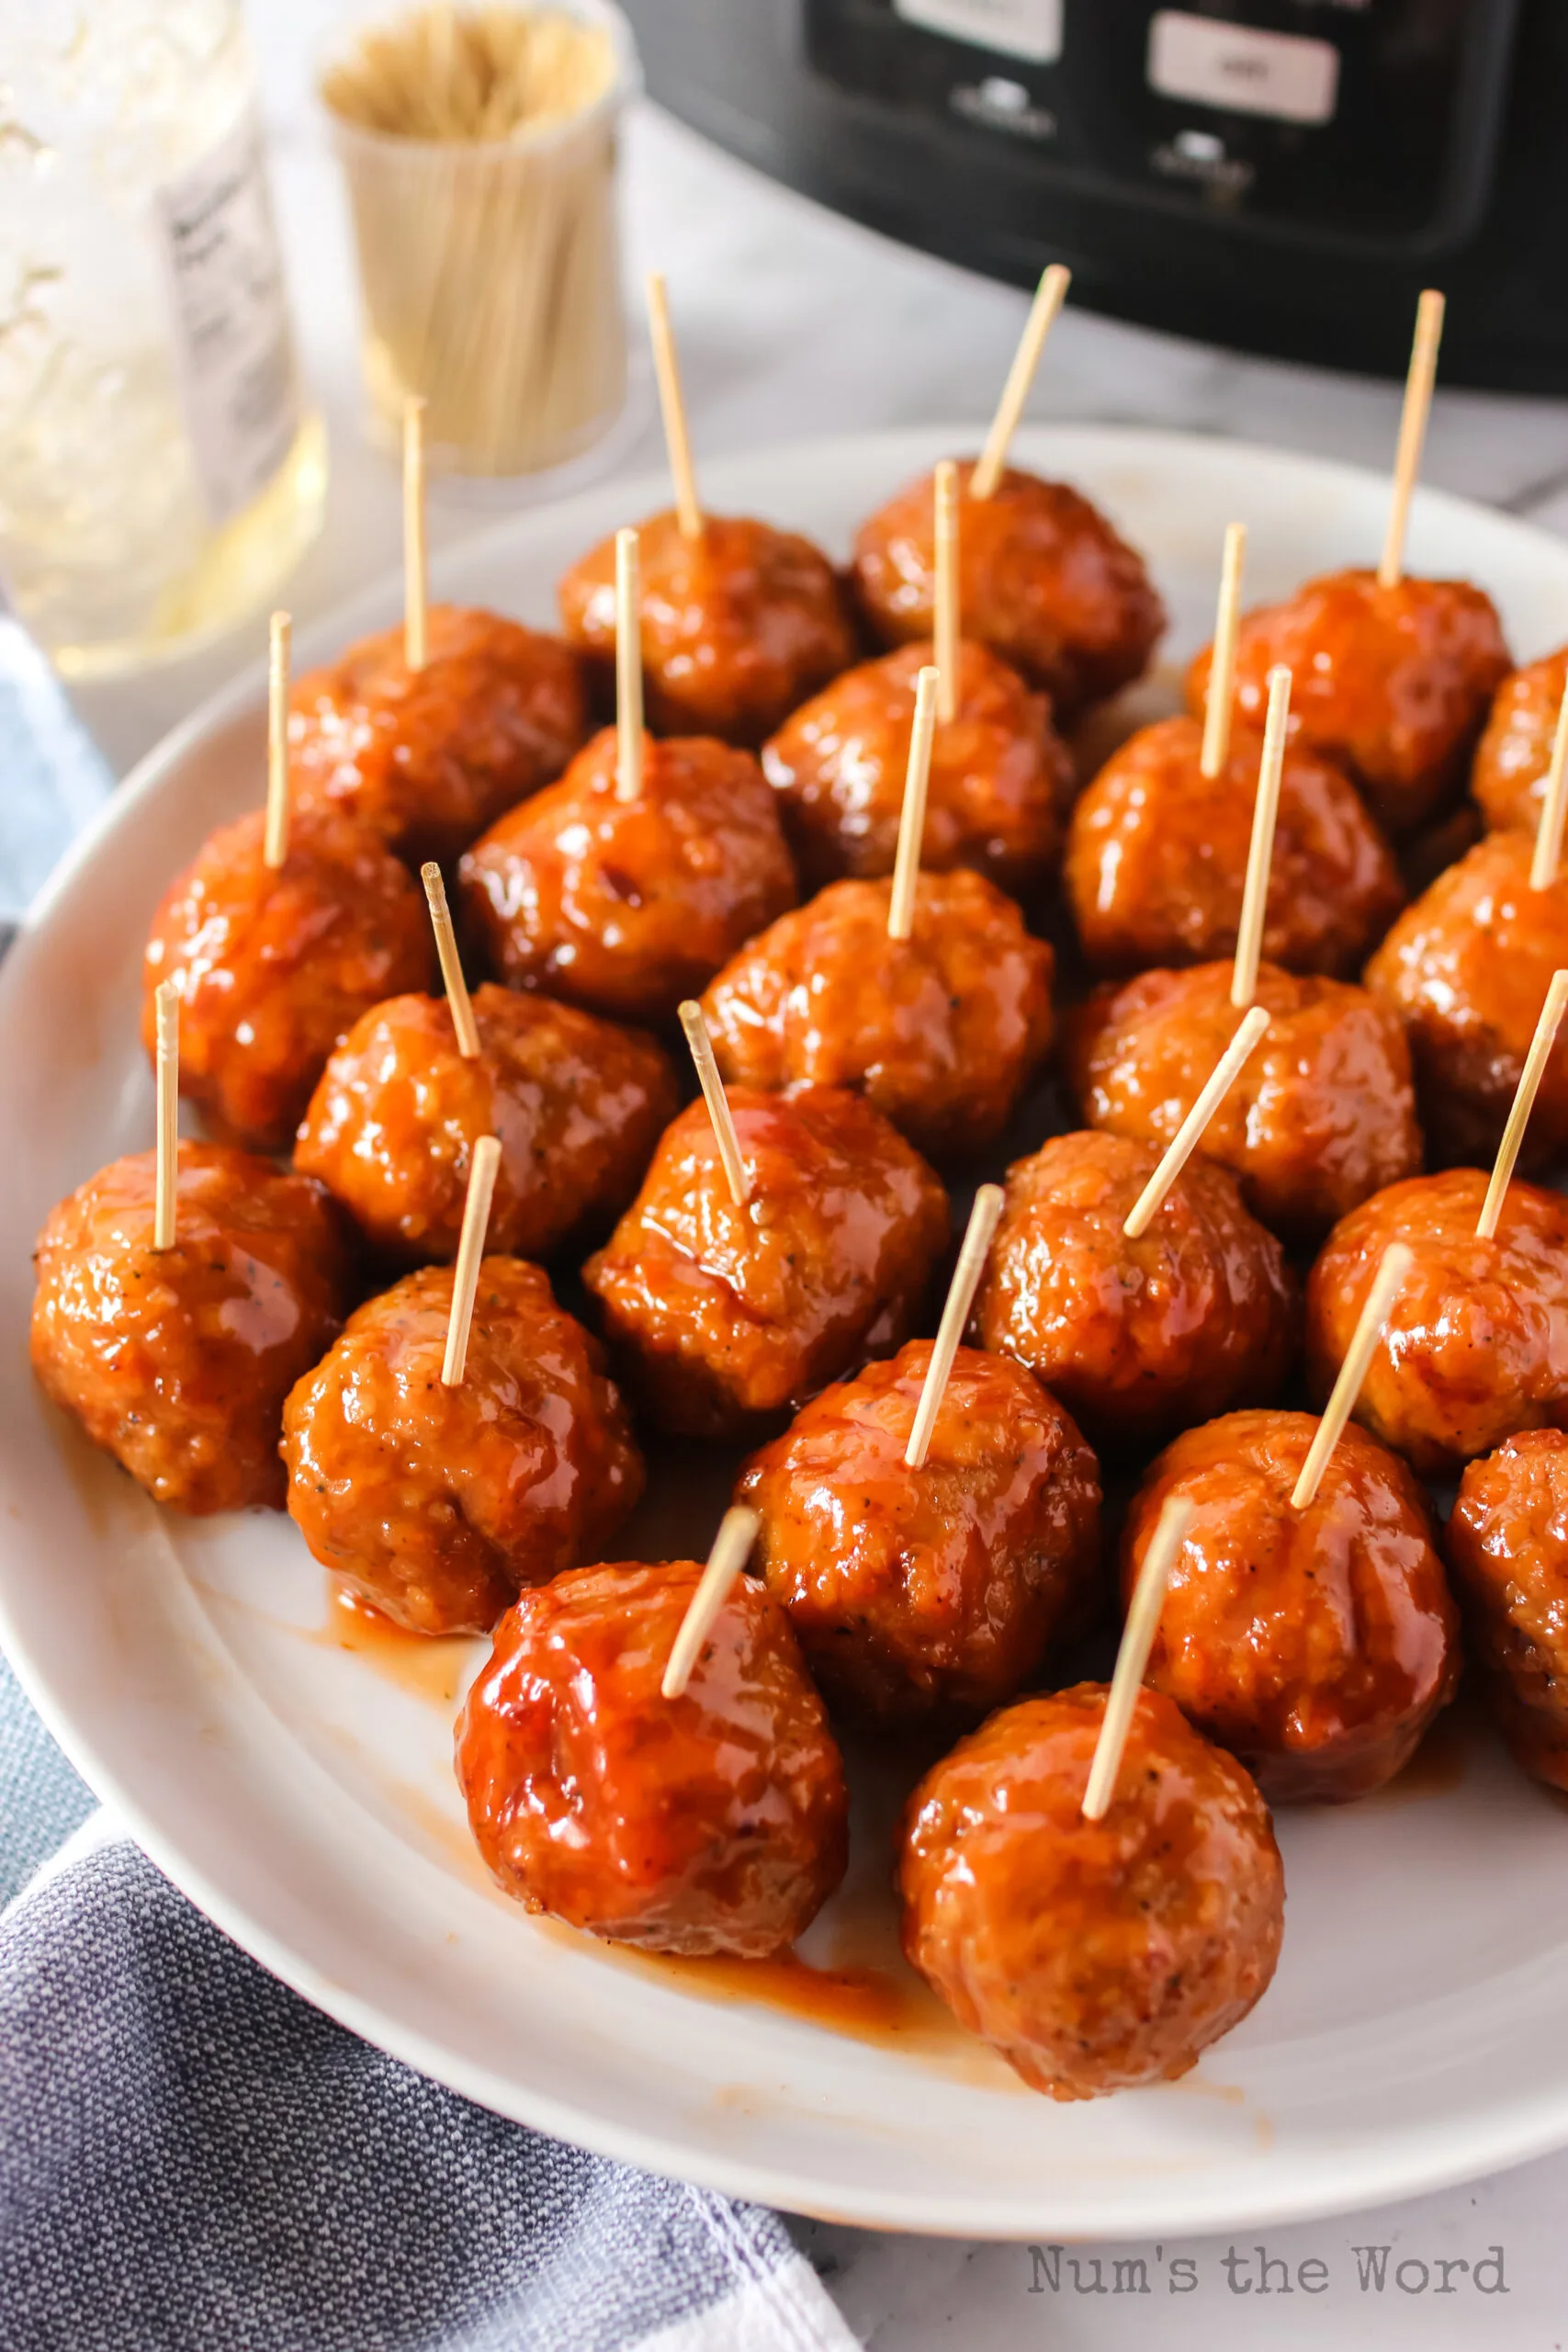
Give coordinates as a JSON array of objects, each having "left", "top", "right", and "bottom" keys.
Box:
[{"left": 60, "top": 9, "right": 1568, "bottom": 2344}]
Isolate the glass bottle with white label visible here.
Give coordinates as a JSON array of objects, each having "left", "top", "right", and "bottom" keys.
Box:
[{"left": 0, "top": 0, "right": 325, "bottom": 679}]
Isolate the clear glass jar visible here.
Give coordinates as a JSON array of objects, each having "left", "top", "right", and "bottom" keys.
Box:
[{"left": 0, "top": 0, "right": 326, "bottom": 677}]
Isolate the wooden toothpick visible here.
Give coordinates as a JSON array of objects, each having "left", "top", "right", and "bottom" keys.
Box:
[
  {"left": 264, "top": 610, "right": 291, "bottom": 871},
  {"left": 1529, "top": 675, "right": 1568, "bottom": 891},
  {"left": 1122, "top": 1007, "right": 1270, "bottom": 1240},
  {"left": 1199, "top": 523, "right": 1247, "bottom": 780},
  {"left": 679, "top": 1001, "right": 750, "bottom": 1208},
  {"left": 970, "top": 262, "right": 1071, "bottom": 501},
  {"left": 1378, "top": 289, "right": 1445, "bottom": 591},
  {"left": 646, "top": 272, "right": 702, "bottom": 541},
  {"left": 662, "top": 1505, "right": 761, "bottom": 1701},
  {"left": 905, "top": 1185, "right": 1004, "bottom": 1470},
  {"left": 1081, "top": 1493, "right": 1193, "bottom": 1823},
  {"left": 442, "top": 1135, "right": 502, "bottom": 1386},
  {"left": 1477, "top": 969, "right": 1568, "bottom": 1240},
  {"left": 421, "top": 862, "right": 480, "bottom": 1059},
  {"left": 886, "top": 664, "right": 941, "bottom": 943},
  {"left": 615, "top": 526, "right": 643, "bottom": 803},
  {"left": 404, "top": 395, "right": 429, "bottom": 672},
  {"left": 932, "top": 458, "right": 961, "bottom": 726},
  {"left": 1291, "top": 1242, "right": 1413, "bottom": 1510},
  {"left": 1230, "top": 663, "right": 1292, "bottom": 1011},
  {"left": 153, "top": 979, "right": 179, "bottom": 1253}
]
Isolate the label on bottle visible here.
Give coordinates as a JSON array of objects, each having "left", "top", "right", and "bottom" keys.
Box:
[{"left": 152, "top": 107, "right": 302, "bottom": 526}]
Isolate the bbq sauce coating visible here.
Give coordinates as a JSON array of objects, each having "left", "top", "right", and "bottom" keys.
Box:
[
  {"left": 142, "top": 806, "right": 436, "bottom": 1155},
  {"left": 739, "top": 1341, "right": 1100, "bottom": 1727},
  {"left": 288, "top": 605, "right": 588, "bottom": 869},
  {"left": 30, "top": 1143, "right": 352, "bottom": 1515},
  {"left": 558, "top": 509, "right": 856, "bottom": 747},
  {"left": 1448, "top": 1430, "right": 1568, "bottom": 1791},
  {"left": 698, "top": 869, "right": 1055, "bottom": 1166},
  {"left": 457, "top": 726, "right": 798, "bottom": 1028},
  {"left": 1363, "top": 831, "right": 1568, "bottom": 1170},
  {"left": 296, "top": 984, "right": 678, "bottom": 1266},
  {"left": 852, "top": 462, "right": 1166, "bottom": 718},
  {"left": 761, "top": 639, "right": 1072, "bottom": 899},
  {"left": 1185, "top": 568, "right": 1511, "bottom": 838},
  {"left": 974, "top": 1130, "right": 1299, "bottom": 1450},
  {"left": 1305, "top": 1170, "right": 1568, "bottom": 1481},
  {"left": 1066, "top": 714, "right": 1404, "bottom": 979},
  {"left": 457, "top": 1558, "right": 849, "bottom": 1956},
  {"left": 1064, "top": 959, "right": 1422, "bottom": 1241},
  {"left": 582, "top": 1087, "right": 949, "bottom": 1441},
  {"left": 898, "top": 1683, "right": 1283, "bottom": 2099},
  {"left": 1472, "top": 645, "right": 1568, "bottom": 837},
  {"left": 283, "top": 1257, "right": 643, "bottom": 1635},
  {"left": 1125, "top": 1409, "right": 1459, "bottom": 1804}
]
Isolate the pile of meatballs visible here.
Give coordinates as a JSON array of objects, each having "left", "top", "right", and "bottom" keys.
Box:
[{"left": 28, "top": 455, "right": 1568, "bottom": 2107}]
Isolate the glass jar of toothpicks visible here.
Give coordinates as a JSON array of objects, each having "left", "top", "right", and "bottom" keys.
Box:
[{"left": 320, "top": 1, "right": 637, "bottom": 482}]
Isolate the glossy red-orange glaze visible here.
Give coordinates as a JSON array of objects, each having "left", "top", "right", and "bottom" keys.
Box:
[
  {"left": 1305, "top": 1170, "right": 1568, "bottom": 1480},
  {"left": 288, "top": 605, "right": 587, "bottom": 868},
  {"left": 558, "top": 510, "right": 855, "bottom": 746},
  {"left": 852, "top": 462, "right": 1165, "bottom": 718},
  {"left": 283, "top": 1257, "right": 642, "bottom": 1635},
  {"left": 1472, "top": 645, "right": 1568, "bottom": 837},
  {"left": 457, "top": 726, "right": 798, "bottom": 1028},
  {"left": 698, "top": 870, "right": 1054, "bottom": 1165},
  {"left": 582, "top": 1087, "right": 949, "bottom": 1440},
  {"left": 456, "top": 1558, "right": 849, "bottom": 1955},
  {"left": 296, "top": 983, "right": 678, "bottom": 1264},
  {"left": 1448, "top": 1430, "right": 1568, "bottom": 1791},
  {"left": 31, "top": 1142, "right": 352, "bottom": 1514},
  {"left": 974, "top": 1130, "right": 1299, "bottom": 1450},
  {"left": 1126, "top": 1409, "right": 1459, "bottom": 1804},
  {"left": 898, "top": 1683, "right": 1283, "bottom": 2098}
]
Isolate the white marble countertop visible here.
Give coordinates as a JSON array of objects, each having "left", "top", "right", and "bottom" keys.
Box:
[{"left": 63, "top": 10, "right": 1568, "bottom": 2344}]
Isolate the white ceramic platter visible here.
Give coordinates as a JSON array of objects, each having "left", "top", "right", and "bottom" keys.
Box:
[{"left": 6, "top": 425, "right": 1568, "bottom": 2242}]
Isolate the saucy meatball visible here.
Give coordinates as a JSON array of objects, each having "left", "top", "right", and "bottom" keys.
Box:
[
  {"left": 284, "top": 1257, "right": 642, "bottom": 1635},
  {"left": 1364, "top": 831, "right": 1568, "bottom": 1170},
  {"left": 974, "top": 1130, "right": 1299, "bottom": 1451},
  {"left": 31, "top": 1142, "right": 351, "bottom": 1515},
  {"left": 1448, "top": 1430, "right": 1568, "bottom": 1791},
  {"left": 761, "top": 639, "right": 1072, "bottom": 899},
  {"left": 1065, "top": 960, "right": 1422, "bottom": 1241},
  {"left": 558, "top": 509, "right": 855, "bottom": 747},
  {"left": 898, "top": 1684, "right": 1283, "bottom": 2099},
  {"left": 1066, "top": 714, "right": 1404, "bottom": 979},
  {"left": 457, "top": 726, "right": 798, "bottom": 1029},
  {"left": 698, "top": 870, "right": 1054, "bottom": 1166},
  {"left": 1472, "top": 646, "right": 1568, "bottom": 838},
  {"left": 1125, "top": 1409, "right": 1459, "bottom": 1804},
  {"left": 457, "top": 1558, "right": 848, "bottom": 1956},
  {"left": 582, "top": 1087, "right": 949, "bottom": 1441},
  {"left": 1185, "top": 569, "right": 1510, "bottom": 838},
  {"left": 296, "top": 983, "right": 678, "bottom": 1266},
  {"left": 288, "top": 605, "right": 588, "bottom": 870},
  {"left": 739, "top": 1342, "right": 1100, "bottom": 1726},
  {"left": 1305, "top": 1170, "right": 1568, "bottom": 1481},
  {"left": 852, "top": 461, "right": 1165, "bottom": 719},
  {"left": 142, "top": 806, "right": 435, "bottom": 1154}
]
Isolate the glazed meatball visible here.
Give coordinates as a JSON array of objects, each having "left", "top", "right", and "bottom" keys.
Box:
[
  {"left": 1065, "top": 960, "right": 1422, "bottom": 1241},
  {"left": 1472, "top": 645, "right": 1568, "bottom": 837},
  {"left": 31, "top": 1142, "right": 351, "bottom": 1515},
  {"left": 142, "top": 806, "right": 435, "bottom": 1154},
  {"left": 1186, "top": 569, "right": 1510, "bottom": 838},
  {"left": 1448, "top": 1430, "right": 1568, "bottom": 1790},
  {"left": 284, "top": 1257, "right": 643, "bottom": 1635},
  {"left": 288, "top": 605, "right": 588, "bottom": 869},
  {"left": 296, "top": 983, "right": 678, "bottom": 1266},
  {"left": 761, "top": 639, "right": 1073, "bottom": 900},
  {"left": 898, "top": 1684, "right": 1283, "bottom": 2100},
  {"left": 1364, "top": 831, "right": 1568, "bottom": 1170},
  {"left": 852, "top": 461, "right": 1165, "bottom": 719},
  {"left": 1126, "top": 1409, "right": 1459, "bottom": 1804},
  {"left": 698, "top": 870, "right": 1054, "bottom": 1166},
  {"left": 456, "top": 1558, "right": 848, "bottom": 1956},
  {"left": 1066, "top": 714, "right": 1404, "bottom": 979},
  {"left": 974, "top": 1130, "right": 1299, "bottom": 1451},
  {"left": 457, "top": 727, "right": 798, "bottom": 1029},
  {"left": 582, "top": 1087, "right": 949, "bottom": 1441},
  {"left": 739, "top": 1342, "right": 1100, "bottom": 1726},
  {"left": 558, "top": 510, "right": 855, "bottom": 747},
  {"left": 1305, "top": 1170, "right": 1568, "bottom": 1481}
]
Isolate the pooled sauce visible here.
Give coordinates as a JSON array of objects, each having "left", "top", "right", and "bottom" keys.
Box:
[
  {"left": 318, "top": 1584, "right": 477, "bottom": 1708},
  {"left": 641, "top": 1946, "right": 946, "bottom": 2041}
]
